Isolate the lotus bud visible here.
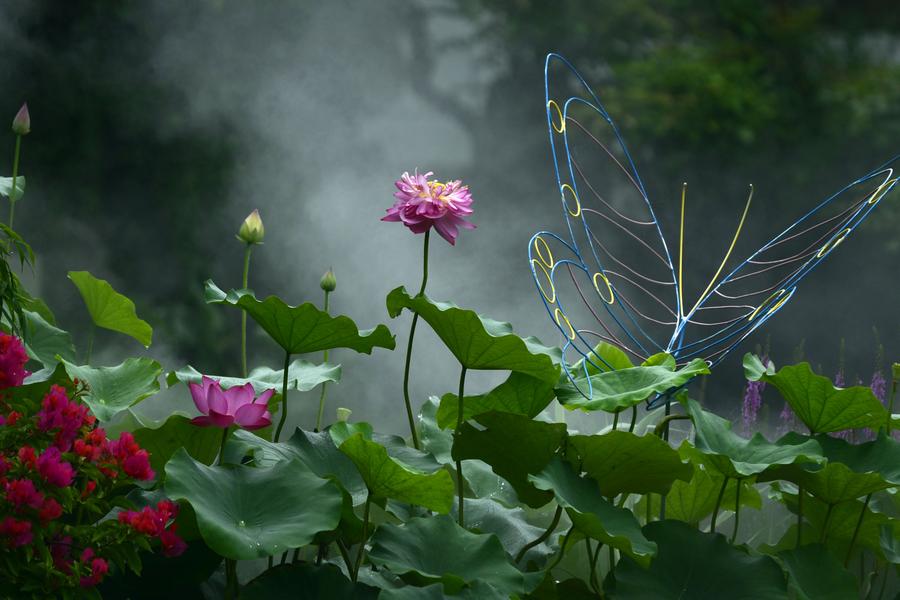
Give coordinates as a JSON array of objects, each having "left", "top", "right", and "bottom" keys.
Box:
[
  {"left": 320, "top": 268, "right": 336, "bottom": 292},
  {"left": 336, "top": 407, "right": 352, "bottom": 423},
  {"left": 11, "top": 103, "right": 30, "bottom": 136},
  {"left": 237, "top": 209, "right": 264, "bottom": 244}
]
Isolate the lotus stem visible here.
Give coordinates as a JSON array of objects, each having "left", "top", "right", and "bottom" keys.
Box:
[
  {"left": 612, "top": 409, "right": 620, "bottom": 430},
  {"left": 353, "top": 491, "right": 372, "bottom": 582},
  {"left": 85, "top": 325, "right": 95, "bottom": 365},
  {"left": 315, "top": 289, "right": 331, "bottom": 431},
  {"left": 224, "top": 558, "right": 238, "bottom": 600},
  {"left": 820, "top": 502, "right": 835, "bottom": 543},
  {"left": 8, "top": 134, "right": 21, "bottom": 230},
  {"left": 240, "top": 244, "right": 253, "bottom": 378},
  {"left": 217, "top": 426, "right": 230, "bottom": 466},
  {"left": 273, "top": 351, "right": 291, "bottom": 442},
  {"left": 515, "top": 505, "right": 563, "bottom": 563},
  {"left": 844, "top": 494, "right": 871, "bottom": 567},
  {"left": 545, "top": 525, "right": 575, "bottom": 573},
  {"left": 887, "top": 376, "right": 897, "bottom": 435},
  {"left": 709, "top": 476, "right": 729, "bottom": 533},
  {"left": 456, "top": 365, "right": 468, "bottom": 527},
  {"left": 401, "top": 229, "right": 431, "bottom": 449},
  {"left": 730, "top": 479, "right": 742, "bottom": 544},
  {"left": 796, "top": 484, "right": 804, "bottom": 548},
  {"left": 586, "top": 539, "right": 600, "bottom": 595},
  {"left": 629, "top": 405, "right": 637, "bottom": 433}
]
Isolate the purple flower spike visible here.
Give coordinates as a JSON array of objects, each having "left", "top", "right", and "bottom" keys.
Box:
[
  {"left": 189, "top": 375, "right": 275, "bottom": 431},
  {"left": 383, "top": 170, "right": 475, "bottom": 245},
  {"left": 870, "top": 371, "right": 887, "bottom": 404}
]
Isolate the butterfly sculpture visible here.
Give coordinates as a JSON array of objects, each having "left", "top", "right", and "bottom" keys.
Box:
[{"left": 529, "top": 53, "right": 898, "bottom": 404}]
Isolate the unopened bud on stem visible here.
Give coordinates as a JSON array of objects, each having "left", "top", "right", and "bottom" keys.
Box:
[
  {"left": 11, "top": 103, "right": 30, "bottom": 136},
  {"left": 320, "top": 268, "right": 336, "bottom": 292},
  {"left": 237, "top": 209, "right": 265, "bottom": 244}
]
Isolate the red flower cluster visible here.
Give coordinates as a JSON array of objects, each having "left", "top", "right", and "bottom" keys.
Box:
[
  {"left": 0, "top": 334, "right": 29, "bottom": 389},
  {"left": 118, "top": 500, "right": 187, "bottom": 557},
  {"left": 0, "top": 334, "right": 184, "bottom": 591}
]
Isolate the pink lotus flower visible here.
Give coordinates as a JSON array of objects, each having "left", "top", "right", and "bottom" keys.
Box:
[
  {"left": 383, "top": 170, "right": 475, "bottom": 245},
  {"left": 189, "top": 376, "right": 274, "bottom": 430}
]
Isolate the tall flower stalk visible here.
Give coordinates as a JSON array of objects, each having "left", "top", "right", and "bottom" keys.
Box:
[
  {"left": 383, "top": 170, "right": 474, "bottom": 448},
  {"left": 236, "top": 209, "right": 264, "bottom": 377},
  {"left": 315, "top": 269, "right": 336, "bottom": 431},
  {"left": 8, "top": 103, "right": 29, "bottom": 231}
]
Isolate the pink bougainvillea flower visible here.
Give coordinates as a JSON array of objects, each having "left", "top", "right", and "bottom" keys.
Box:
[
  {"left": 37, "top": 447, "right": 75, "bottom": 487},
  {"left": 189, "top": 376, "right": 274, "bottom": 430},
  {"left": 383, "top": 170, "right": 475, "bottom": 245},
  {"left": 0, "top": 333, "right": 30, "bottom": 389}
]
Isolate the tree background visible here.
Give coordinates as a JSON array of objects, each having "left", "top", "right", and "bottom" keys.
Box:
[{"left": 1, "top": 0, "right": 897, "bottom": 432}]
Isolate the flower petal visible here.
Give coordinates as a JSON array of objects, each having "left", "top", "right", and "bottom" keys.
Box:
[
  {"left": 207, "top": 409, "right": 234, "bottom": 429},
  {"left": 225, "top": 383, "right": 255, "bottom": 413},
  {"left": 207, "top": 385, "right": 229, "bottom": 416},
  {"left": 240, "top": 412, "right": 272, "bottom": 431},
  {"left": 190, "top": 416, "right": 213, "bottom": 427},
  {"left": 188, "top": 382, "right": 208, "bottom": 414},
  {"left": 234, "top": 403, "right": 269, "bottom": 428},
  {"left": 255, "top": 388, "right": 276, "bottom": 405}
]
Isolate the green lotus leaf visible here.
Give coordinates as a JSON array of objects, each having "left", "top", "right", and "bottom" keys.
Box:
[
  {"left": 338, "top": 432, "right": 454, "bottom": 513},
  {"left": 386, "top": 286, "right": 561, "bottom": 382},
  {"left": 206, "top": 279, "right": 395, "bottom": 355},
  {"left": 164, "top": 449, "right": 342, "bottom": 560},
  {"left": 530, "top": 458, "right": 656, "bottom": 567},
  {"left": 574, "top": 341, "right": 635, "bottom": 376},
  {"left": 777, "top": 544, "right": 857, "bottom": 600},
  {"left": 233, "top": 428, "right": 368, "bottom": 505},
  {"left": 22, "top": 309, "right": 75, "bottom": 368},
  {"left": 565, "top": 431, "right": 691, "bottom": 497},
  {"left": 132, "top": 414, "right": 222, "bottom": 476},
  {"left": 662, "top": 442, "right": 762, "bottom": 526},
  {"left": 611, "top": 520, "right": 789, "bottom": 599},
  {"left": 0, "top": 176, "right": 25, "bottom": 200},
  {"left": 377, "top": 581, "right": 508, "bottom": 599},
  {"left": 61, "top": 357, "right": 161, "bottom": 421},
  {"left": 682, "top": 396, "right": 825, "bottom": 477},
  {"left": 744, "top": 354, "right": 888, "bottom": 433},
  {"left": 451, "top": 498, "right": 556, "bottom": 566},
  {"left": 761, "top": 461, "right": 892, "bottom": 504},
  {"left": 452, "top": 411, "right": 567, "bottom": 508},
  {"left": 437, "top": 372, "right": 556, "bottom": 429},
  {"left": 556, "top": 357, "right": 709, "bottom": 412},
  {"left": 167, "top": 360, "right": 340, "bottom": 395},
  {"left": 68, "top": 270, "right": 153, "bottom": 347},
  {"left": 368, "top": 515, "right": 540, "bottom": 596},
  {"left": 242, "top": 563, "right": 378, "bottom": 600}
]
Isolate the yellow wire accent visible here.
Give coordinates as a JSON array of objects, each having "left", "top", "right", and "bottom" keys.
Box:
[
  {"left": 688, "top": 184, "right": 754, "bottom": 316},
  {"left": 547, "top": 100, "right": 565, "bottom": 133},
  {"left": 561, "top": 184, "right": 581, "bottom": 217},
  {"left": 592, "top": 272, "right": 615, "bottom": 304},
  {"left": 867, "top": 177, "right": 897, "bottom": 205},
  {"left": 533, "top": 235, "right": 554, "bottom": 268},
  {"left": 748, "top": 288, "right": 786, "bottom": 321},
  {"left": 815, "top": 227, "right": 851, "bottom": 258},
  {"left": 531, "top": 259, "right": 556, "bottom": 304},
  {"left": 554, "top": 307, "right": 576, "bottom": 340},
  {"left": 677, "top": 182, "right": 687, "bottom": 319}
]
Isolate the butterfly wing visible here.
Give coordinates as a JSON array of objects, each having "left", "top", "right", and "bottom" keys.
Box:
[
  {"left": 674, "top": 159, "right": 899, "bottom": 366},
  {"left": 531, "top": 53, "right": 683, "bottom": 386}
]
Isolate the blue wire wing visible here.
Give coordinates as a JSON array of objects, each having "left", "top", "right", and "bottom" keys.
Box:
[
  {"left": 676, "top": 160, "right": 899, "bottom": 366},
  {"left": 530, "top": 53, "right": 683, "bottom": 393},
  {"left": 530, "top": 53, "right": 899, "bottom": 402}
]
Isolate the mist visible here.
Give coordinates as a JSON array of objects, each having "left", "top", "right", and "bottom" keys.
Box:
[{"left": 1, "top": 0, "right": 897, "bottom": 437}]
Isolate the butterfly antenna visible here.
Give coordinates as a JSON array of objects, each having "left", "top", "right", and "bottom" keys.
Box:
[
  {"left": 687, "top": 184, "right": 754, "bottom": 317},
  {"left": 677, "top": 182, "right": 687, "bottom": 320}
]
